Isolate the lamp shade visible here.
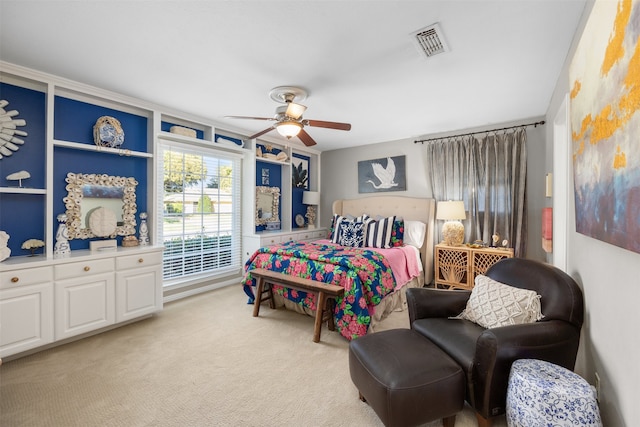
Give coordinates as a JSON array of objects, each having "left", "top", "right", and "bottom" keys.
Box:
[
  {"left": 436, "top": 200, "right": 466, "bottom": 220},
  {"left": 276, "top": 121, "right": 302, "bottom": 138},
  {"left": 302, "top": 191, "right": 320, "bottom": 205}
]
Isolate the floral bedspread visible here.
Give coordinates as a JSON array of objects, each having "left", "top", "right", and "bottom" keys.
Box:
[{"left": 241, "top": 240, "right": 396, "bottom": 340}]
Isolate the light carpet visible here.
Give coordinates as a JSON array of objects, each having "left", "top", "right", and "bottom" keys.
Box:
[{"left": 0, "top": 285, "right": 507, "bottom": 426}]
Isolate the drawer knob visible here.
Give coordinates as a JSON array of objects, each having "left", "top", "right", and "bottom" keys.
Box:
[
  {"left": 84, "top": 266, "right": 91, "bottom": 272},
  {"left": 138, "top": 258, "right": 144, "bottom": 263},
  {"left": 11, "top": 277, "right": 19, "bottom": 283}
]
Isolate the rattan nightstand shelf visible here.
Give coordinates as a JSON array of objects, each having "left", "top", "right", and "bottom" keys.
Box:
[{"left": 434, "top": 244, "right": 514, "bottom": 290}]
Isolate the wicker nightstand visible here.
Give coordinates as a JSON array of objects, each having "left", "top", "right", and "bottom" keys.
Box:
[{"left": 434, "top": 244, "right": 514, "bottom": 290}]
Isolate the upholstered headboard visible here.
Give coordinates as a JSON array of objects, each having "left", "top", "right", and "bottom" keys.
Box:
[{"left": 332, "top": 196, "right": 436, "bottom": 284}]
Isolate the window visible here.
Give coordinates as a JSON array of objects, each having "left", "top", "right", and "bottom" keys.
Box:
[{"left": 157, "top": 141, "right": 242, "bottom": 285}]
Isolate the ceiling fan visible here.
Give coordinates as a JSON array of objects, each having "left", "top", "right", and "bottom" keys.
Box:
[{"left": 225, "top": 86, "right": 351, "bottom": 147}]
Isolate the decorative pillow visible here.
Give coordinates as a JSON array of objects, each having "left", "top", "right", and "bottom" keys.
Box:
[
  {"left": 390, "top": 219, "right": 404, "bottom": 247},
  {"left": 337, "top": 220, "right": 366, "bottom": 247},
  {"left": 331, "top": 214, "right": 371, "bottom": 244},
  {"left": 456, "top": 275, "right": 544, "bottom": 329},
  {"left": 403, "top": 220, "right": 426, "bottom": 248},
  {"left": 365, "top": 215, "right": 396, "bottom": 248}
]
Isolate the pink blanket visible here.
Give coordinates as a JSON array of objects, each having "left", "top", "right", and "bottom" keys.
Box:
[{"left": 314, "top": 239, "right": 422, "bottom": 289}]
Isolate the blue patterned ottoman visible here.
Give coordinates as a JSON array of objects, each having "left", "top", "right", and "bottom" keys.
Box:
[{"left": 506, "top": 359, "right": 602, "bottom": 426}]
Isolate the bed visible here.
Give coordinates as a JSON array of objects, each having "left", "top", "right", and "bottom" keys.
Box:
[{"left": 242, "top": 196, "right": 436, "bottom": 340}]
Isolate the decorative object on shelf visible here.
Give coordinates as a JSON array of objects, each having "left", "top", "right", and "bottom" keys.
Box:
[
  {"left": 265, "top": 220, "right": 281, "bottom": 231},
  {"left": 436, "top": 200, "right": 466, "bottom": 246},
  {"left": 6, "top": 170, "right": 30, "bottom": 188},
  {"left": 491, "top": 233, "right": 500, "bottom": 247},
  {"left": 292, "top": 155, "right": 309, "bottom": 189},
  {"left": 215, "top": 136, "right": 243, "bottom": 147},
  {"left": 93, "top": 116, "right": 125, "bottom": 148},
  {"left": 295, "top": 214, "right": 305, "bottom": 228},
  {"left": 64, "top": 173, "right": 138, "bottom": 239},
  {"left": 0, "top": 230, "right": 10, "bottom": 262},
  {"left": 358, "top": 155, "right": 406, "bottom": 193},
  {"left": 88, "top": 206, "right": 118, "bottom": 237},
  {"left": 255, "top": 186, "right": 280, "bottom": 227},
  {"left": 502, "top": 239, "right": 509, "bottom": 248},
  {"left": 53, "top": 213, "right": 71, "bottom": 256},
  {"left": 169, "top": 125, "right": 196, "bottom": 138},
  {"left": 256, "top": 146, "right": 263, "bottom": 157},
  {"left": 276, "top": 151, "right": 288, "bottom": 162},
  {"left": 303, "top": 191, "right": 320, "bottom": 229},
  {"left": 122, "top": 235, "right": 139, "bottom": 247},
  {"left": 22, "top": 238, "right": 44, "bottom": 256},
  {"left": 0, "top": 99, "right": 28, "bottom": 160},
  {"left": 138, "top": 212, "right": 150, "bottom": 246}
]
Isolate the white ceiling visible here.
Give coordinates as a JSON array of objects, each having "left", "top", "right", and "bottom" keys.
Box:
[{"left": 0, "top": 0, "right": 586, "bottom": 152}]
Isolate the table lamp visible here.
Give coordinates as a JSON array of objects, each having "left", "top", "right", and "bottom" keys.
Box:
[
  {"left": 436, "top": 200, "right": 466, "bottom": 246},
  {"left": 302, "top": 191, "right": 320, "bottom": 229}
]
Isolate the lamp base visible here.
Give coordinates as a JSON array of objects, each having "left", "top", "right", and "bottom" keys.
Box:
[{"left": 442, "top": 221, "right": 464, "bottom": 246}]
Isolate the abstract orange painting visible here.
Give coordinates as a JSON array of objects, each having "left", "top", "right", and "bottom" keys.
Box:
[{"left": 570, "top": 0, "right": 640, "bottom": 254}]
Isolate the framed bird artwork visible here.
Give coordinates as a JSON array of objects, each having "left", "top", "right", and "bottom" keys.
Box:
[{"left": 357, "top": 155, "right": 406, "bottom": 193}]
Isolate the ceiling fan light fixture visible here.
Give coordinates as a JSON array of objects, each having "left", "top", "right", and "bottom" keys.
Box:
[
  {"left": 285, "top": 102, "right": 307, "bottom": 120},
  {"left": 276, "top": 121, "right": 302, "bottom": 138}
]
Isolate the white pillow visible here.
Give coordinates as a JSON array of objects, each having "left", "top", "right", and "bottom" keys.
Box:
[
  {"left": 403, "top": 220, "right": 426, "bottom": 248},
  {"left": 456, "top": 275, "right": 544, "bottom": 329}
]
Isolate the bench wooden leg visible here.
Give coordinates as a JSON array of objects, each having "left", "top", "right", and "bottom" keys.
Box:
[
  {"left": 327, "top": 298, "right": 336, "bottom": 331},
  {"left": 313, "top": 291, "right": 327, "bottom": 343},
  {"left": 252, "top": 277, "right": 264, "bottom": 317}
]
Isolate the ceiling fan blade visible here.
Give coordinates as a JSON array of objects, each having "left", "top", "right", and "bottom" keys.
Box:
[
  {"left": 248, "top": 126, "right": 276, "bottom": 139},
  {"left": 297, "top": 129, "right": 317, "bottom": 147},
  {"left": 285, "top": 102, "right": 307, "bottom": 120},
  {"left": 224, "top": 115, "right": 275, "bottom": 121},
  {"left": 306, "top": 119, "right": 351, "bottom": 131}
]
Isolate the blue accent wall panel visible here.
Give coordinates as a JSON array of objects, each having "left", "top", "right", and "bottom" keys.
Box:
[
  {"left": 0, "top": 193, "right": 46, "bottom": 256},
  {"left": 0, "top": 83, "right": 46, "bottom": 188},
  {"left": 53, "top": 147, "right": 148, "bottom": 250},
  {"left": 55, "top": 96, "right": 148, "bottom": 152}
]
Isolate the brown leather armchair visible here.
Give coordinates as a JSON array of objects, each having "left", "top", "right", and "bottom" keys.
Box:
[{"left": 406, "top": 258, "right": 584, "bottom": 427}]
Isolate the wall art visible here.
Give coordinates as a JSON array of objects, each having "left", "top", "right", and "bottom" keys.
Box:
[
  {"left": 358, "top": 155, "right": 406, "bottom": 193},
  {"left": 570, "top": 0, "right": 640, "bottom": 254}
]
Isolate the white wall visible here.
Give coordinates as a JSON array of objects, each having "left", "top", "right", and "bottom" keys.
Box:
[{"left": 546, "top": 1, "right": 637, "bottom": 425}]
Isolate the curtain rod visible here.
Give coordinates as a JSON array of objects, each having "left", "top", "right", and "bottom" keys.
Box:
[{"left": 413, "top": 120, "right": 546, "bottom": 144}]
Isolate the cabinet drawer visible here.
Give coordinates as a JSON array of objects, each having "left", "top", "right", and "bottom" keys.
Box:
[
  {"left": 116, "top": 251, "right": 163, "bottom": 270},
  {"left": 1, "top": 266, "right": 53, "bottom": 289},
  {"left": 54, "top": 258, "right": 114, "bottom": 280},
  {"left": 261, "top": 235, "right": 282, "bottom": 246}
]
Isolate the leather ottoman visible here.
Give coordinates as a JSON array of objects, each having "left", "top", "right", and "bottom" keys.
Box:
[{"left": 349, "top": 329, "right": 464, "bottom": 427}]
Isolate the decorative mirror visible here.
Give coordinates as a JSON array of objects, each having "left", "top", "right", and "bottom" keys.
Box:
[
  {"left": 255, "top": 186, "right": 280, "bottom": 226},
  {"left": 64, "top": 173, "right": 138, "bottom": 239}
]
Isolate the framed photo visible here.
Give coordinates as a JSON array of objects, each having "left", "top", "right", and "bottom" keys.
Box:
[
  {"left": 261, "top": 168, "right": 269, "bottom": 185},
  {"left": 358, "top": 155, "right": 406, "bottom": 193},
  {"left": 291, "top": 153, "right": 309, "bottom": 189}
]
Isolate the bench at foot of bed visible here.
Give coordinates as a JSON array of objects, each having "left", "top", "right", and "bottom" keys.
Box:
[{"left": 249, "top": 268, "right": 345, "bottom": 343}]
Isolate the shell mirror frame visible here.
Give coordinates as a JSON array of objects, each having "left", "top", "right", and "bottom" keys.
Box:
[{"left": 63, "top": 173, "right": 138, "bottom": 240}]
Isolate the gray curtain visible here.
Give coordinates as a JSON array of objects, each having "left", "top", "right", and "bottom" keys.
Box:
[{"left": 425, "top": 128, "right": 528, "bottom": 256}]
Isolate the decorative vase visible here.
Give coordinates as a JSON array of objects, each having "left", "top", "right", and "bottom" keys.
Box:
[
  {"left": 54, "top": 213, "right": 71, "bottom": 256},
  {"left": 138, "top": 212, "right": 150, "bottom": 246}
]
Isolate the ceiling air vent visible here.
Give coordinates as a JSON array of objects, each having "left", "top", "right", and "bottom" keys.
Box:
[{"left": 411, "top": 23, "right": 449, "bottom": 58}]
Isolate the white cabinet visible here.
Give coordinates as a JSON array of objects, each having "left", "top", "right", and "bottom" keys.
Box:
[
  {"left": 243, "top": 228, "right": 327, "bottom": 261},
  {"left": 54, "top": 258, "right": 116, "bottom": 340},
  {"left": 0, "top": 266, "right": 54, "bottom": 358},
  {"left": 0, "top": 246, "right": 163, "bottom": 359},
  {"left": 115, "top": 251, "right": 163, "bottom": 322}
]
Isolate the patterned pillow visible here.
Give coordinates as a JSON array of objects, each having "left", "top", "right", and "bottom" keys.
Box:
[
  {"left": 390, "top": 219, "right": 404, "bottom": 247},
  {"left": 338, "top": 220, "right": 366, "bottom": 247},
  {"left": 456, "top": 275, "right": 544, "bottom": 329},
  {"left": 331, "top": 214, "right": 371, "bottom": 244},
  {"left": 365, "top": 215, "right": 396, "bottom": 248}
]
